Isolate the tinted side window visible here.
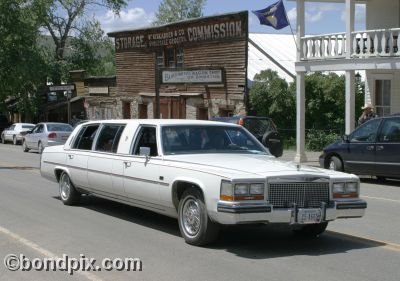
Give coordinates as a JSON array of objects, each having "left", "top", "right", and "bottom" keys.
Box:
[
  {"left": 95, "top": 124, "right": 126, "bottom": 153},
  {"left": 133, "top": 127, "right": 158, "bottom": 156},
  {"left": 37, "top": 125, "right": 44, "bottom": 133},
  {"left": 72, "top": 125, "right": 99, "bottom": 150},
  {"left": 378, "top": 118, "right": 400, "bottom": 142},
  {"left": 350, "top": 119, "right": 381, "bottom": 142}
]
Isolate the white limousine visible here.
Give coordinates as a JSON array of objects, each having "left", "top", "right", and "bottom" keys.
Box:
[{"left": 40, "top": 119, "right": 367, "bottom": 245}]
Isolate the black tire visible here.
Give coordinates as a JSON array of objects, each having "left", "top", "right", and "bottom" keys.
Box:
[
  {"left": 178, "top": 187, "right": 220, "bottom": 246},
  {"left": 376, "top": 176, "right": 386, "bottom": 182},
  {"left": 22, "top": 140, "right": 29, "bottom": 152},
  {"left": 38, "top": 142, "right": 44, "bottom": 154},
  {"left": 59, "top": 172, "right": 81, "bottom": 205},
  {"left": 328, "top": 156, "right": 343, "bottom": 171},
  {"left": 292, "top": 222, "right": 328, "bottom": 238},
  {"left": 13, "top": 135, "right": 17, "bottom": 145},
  {"left": 261, "top": 131, "right": 283, "bottom": 157}
]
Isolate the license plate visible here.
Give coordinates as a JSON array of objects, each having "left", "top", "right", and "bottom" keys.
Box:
[{"left": 297, "top": 209, "right": 322, "bottom": 224}]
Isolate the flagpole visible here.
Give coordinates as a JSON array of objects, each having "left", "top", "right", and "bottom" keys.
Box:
[
  {"left": 288, "top": 21, "right": 299, "bottom": 52},
  {"left": 283, "top": 1, "right": 299, "bottom": 52}
]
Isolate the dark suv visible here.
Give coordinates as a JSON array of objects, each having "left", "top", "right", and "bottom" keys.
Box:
[
  {"left": 319, "top": 114, "right": 400, "bottom": 180},
  {"left": 212, "top": 116, "right": 283, "bottom": 157}
]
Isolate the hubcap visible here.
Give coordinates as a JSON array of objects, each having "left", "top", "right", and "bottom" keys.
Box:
[
  {"left": 182, "top": 198, "right": 201, "bottom": 236},
  {"left": 329, "top": 160, "right": 336, "bottom": 170},
  {"left": 60, "top": 175, "right": 70, "bottom": 200}
]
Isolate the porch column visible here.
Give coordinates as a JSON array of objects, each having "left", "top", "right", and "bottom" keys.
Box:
[
  {"left": 345, "top": 70, "right": 355, "bottom": 134},
  {"left": 295, "top": 72, "right": 307, "bottom": 163},
  {"left": 345, "top": 0, "right": 355, "bottom": 134},
  {"left": 294, "top": 0, "right": 307, "bottom": 162},
  {"left": 345, "top": 0, "right": 355, "bottom": 58}
]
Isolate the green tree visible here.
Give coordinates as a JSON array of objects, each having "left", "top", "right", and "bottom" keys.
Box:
[
  {"left": 40, "top": 0, "right": 126, "bottom": 82},
  {"left": 305, "top": 72, "right": 346, "bottom": 131},
  {"left": 154, "top": 0, "right": 206, "bottom": 25},
  {"left": 0, "top": 0, "right": 49, "bottom": 119},
  {"left": 68, "top": 19, "right": 116, "bottom": 77},
  {"left": 249, "top": 69, "right": 295, "bottom": 131}
]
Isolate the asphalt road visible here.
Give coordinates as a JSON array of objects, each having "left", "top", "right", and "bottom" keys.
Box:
[{"left": 0, "top": 143, "right": 399, "bottom": 281}]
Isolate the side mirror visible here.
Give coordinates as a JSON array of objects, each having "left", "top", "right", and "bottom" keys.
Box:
[
  {"left": 342, "top": 135, "right": 350, "bottom": 142},
  {"left": 139, "top": 147, "right": 151, "bottom": 160}
]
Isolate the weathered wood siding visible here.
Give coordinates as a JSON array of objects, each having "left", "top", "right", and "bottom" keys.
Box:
[{"left": 115, "top": 39, "right": 247, "bottom": 97}]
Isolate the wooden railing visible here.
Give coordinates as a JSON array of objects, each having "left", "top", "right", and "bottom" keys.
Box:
[{"left": 300, "top": 28, "right": 400, "bottom": 60}]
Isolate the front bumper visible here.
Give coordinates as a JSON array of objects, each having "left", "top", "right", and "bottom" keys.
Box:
[{"left": 214, "top": 199, "right": 367, "bottom": 225}]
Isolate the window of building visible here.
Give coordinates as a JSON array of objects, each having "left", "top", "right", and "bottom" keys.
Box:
[
  {"left": 375, "top": 80, "right": 391, "bottom": 116},
  {"left": 156, "top": 50, "right": 164, "bottom": 68},
  {"left": 156, "top": 48, "right": 184, "bottom": 68}
]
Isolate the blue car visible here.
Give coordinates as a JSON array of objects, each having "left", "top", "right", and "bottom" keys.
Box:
[{"left": 319, "top": 114, "right": 400, "bottom": 180}]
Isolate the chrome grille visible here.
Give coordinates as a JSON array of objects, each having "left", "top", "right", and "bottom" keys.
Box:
[{"left": 268, "top": 182, "right": 329, "bottom": 208}]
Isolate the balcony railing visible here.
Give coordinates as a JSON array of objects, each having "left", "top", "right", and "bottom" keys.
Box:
[{"left": 300, "top": 28, "right": 400, "bottom": 60}]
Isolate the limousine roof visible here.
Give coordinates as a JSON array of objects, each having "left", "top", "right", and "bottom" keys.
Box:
[{"left": 81, "top": 119, "right": 240, "bottom": 127}]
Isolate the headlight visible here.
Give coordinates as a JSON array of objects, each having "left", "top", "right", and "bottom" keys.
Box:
[
  {"left": 234, "top": 184, "right": 249, "bottom": 195},
  {"left": 333, "top": 181, "right": 359, "bottom": 198},
  {"left": 220, "top": 181, "right": 264, "bottom": 201},
  {"left": 345, "top": 182, "right": 358, "bottom": 193},
  {"left": 250, "top": 183, "right": 264, "bottom": 195},
  {"left": 333, "top": 182, "right": 345, "bottom": 193}
]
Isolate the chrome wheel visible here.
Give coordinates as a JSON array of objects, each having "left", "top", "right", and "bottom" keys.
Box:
[
  {"left": 59, "top": 173, "right": 71, "bottom": 201},
  {"left": 178, "top": 188, "right": 220, "bottom": 245},
  {"left": 182, "top": 198, "right": 201, "bottom": 237},
  {"left": 58, "top": 172, "right": 80, "bottom": 205}
]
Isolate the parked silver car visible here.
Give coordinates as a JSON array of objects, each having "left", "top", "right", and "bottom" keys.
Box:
[
  {"left": 22, "top": 122, "right": 73, "bottom": 153},
  {"left": 1, "top": 123, "right": 35, "bottom": 145}
]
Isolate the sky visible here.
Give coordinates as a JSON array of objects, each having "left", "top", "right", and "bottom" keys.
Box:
[{"left": 91, "top": 0, "right": 366, "bottom": 36}]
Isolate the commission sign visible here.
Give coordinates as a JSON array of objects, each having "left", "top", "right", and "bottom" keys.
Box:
[
  {"left": 109, "top": 12, "right": 247, "bottom": 51},
  {"left": 161, "top": 69, "right": 224, "bottom": 84}
]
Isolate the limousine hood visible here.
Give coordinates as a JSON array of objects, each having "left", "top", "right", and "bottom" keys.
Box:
[{"left": 164, "top": 153, "right": 336, "bottom": 178}]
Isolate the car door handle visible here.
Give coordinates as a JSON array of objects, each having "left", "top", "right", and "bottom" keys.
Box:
[
  {"left": 124, "top": 161, "right": 131, "bottom": 168},
  {"left": 366, "top": 145, "right": 375, "bottom": 151},
  {"left": 376, "top": 145, "right": 384, "bottom": 151},
  {"left": 68, "top": 154, "right": 74, "bottom": 159}
]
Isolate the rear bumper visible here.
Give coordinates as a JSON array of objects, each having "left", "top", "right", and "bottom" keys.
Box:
[
  {"left": 47, "top": 140, "right": 66, "bottom": 147},
  {"left": 214, "top": 199, "right": 367, "bottom": 225}
]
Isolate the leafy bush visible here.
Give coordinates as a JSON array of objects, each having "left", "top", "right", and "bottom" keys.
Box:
[{"left": 306, "top": 129, "right": 340, "bottom": 151}]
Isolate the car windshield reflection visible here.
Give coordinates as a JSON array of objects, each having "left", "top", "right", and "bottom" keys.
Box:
[{"left": 161, "top": 125, "right": 268, "bottom": 155}]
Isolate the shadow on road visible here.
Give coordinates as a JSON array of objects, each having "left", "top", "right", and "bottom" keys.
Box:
[
  {"left": 53, "top": 195, "right": 385, "bottom": 259},
  {"left": 360, "top": 177, "right": 400, "bottom": 187}
]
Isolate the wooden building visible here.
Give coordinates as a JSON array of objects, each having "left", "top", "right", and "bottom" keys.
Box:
[{"left": 107, "top": 11, "right": 248, "bottom": 119}]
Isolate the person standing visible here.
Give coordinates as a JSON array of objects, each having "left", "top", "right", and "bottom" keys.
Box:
[{"left": 358, "top": 103, "right": 376, "bottom": 126}]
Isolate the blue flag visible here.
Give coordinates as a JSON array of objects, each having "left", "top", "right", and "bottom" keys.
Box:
[{"left": 252, "top": 0, "right": 290, "bottom": 30}]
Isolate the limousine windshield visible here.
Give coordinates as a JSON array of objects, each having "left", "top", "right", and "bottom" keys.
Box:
[{"left": 161, "top": 125, "right": 268, "bottom": 155}]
